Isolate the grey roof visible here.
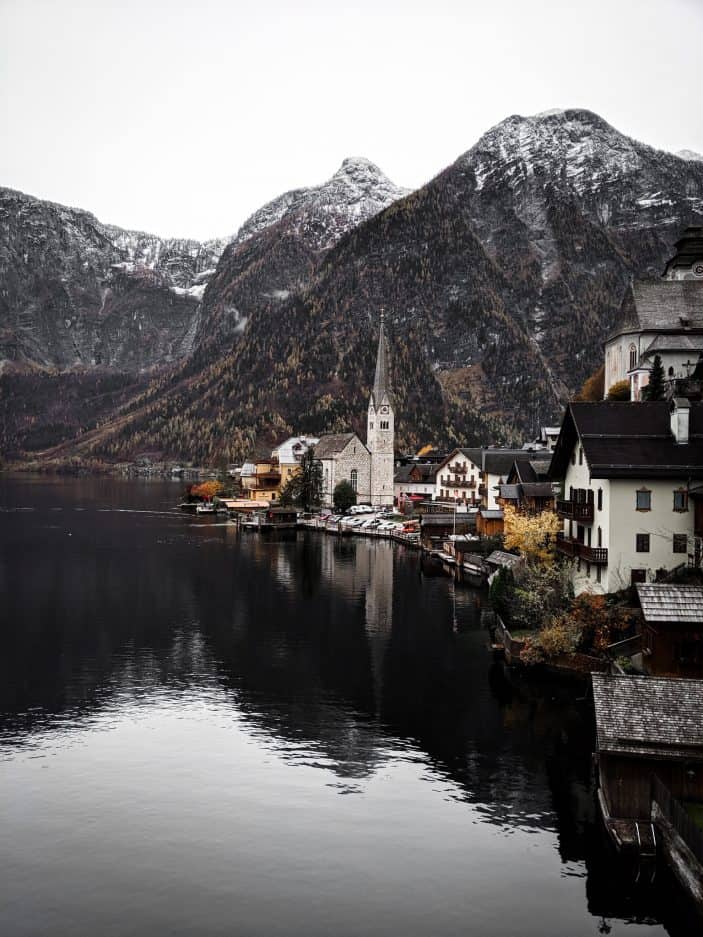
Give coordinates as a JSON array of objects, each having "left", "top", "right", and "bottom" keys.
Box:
[
  {"left": 484, "top": 448, "right": 548, "bottom": 476},
  {"left": 498, "top": 484, "right": 521, "bottom": 500},
  {"left": 480, "top": 509, "right": 504, "bottom": 520},
  {"left": 371, "top": 315, "right": 393, "bottom": 407},
  {"left": 421, "top": 514, "right": 463, "bottom": 527},
  {"left": 314, "top": 433, "right": 360, "bottom": 459},
  {"left": 643, "top": 333, "right": 703, "bottom": 356},
  {"left": 485, "top": 550, "right": 521, "bottom": 568},
  {"left": 592, "top": 674, "right": 703, "bottom": 760},
  {"left": 549, "top": 401, "right": 703, "bottom": 480},
  {"left": 459, "top": 447, "right": 483, "bottom": 467},
  {"left": 520, "top": 482, "right": 555, "bottom": 497},
  {"left": 636, "top": 583, "right": 703, "bottom": 624},
  {"left": 612, "top": 279, "right": 703, "bottom": 337}
]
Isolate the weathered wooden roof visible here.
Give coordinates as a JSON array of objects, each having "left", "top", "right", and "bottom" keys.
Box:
[
  {"left": 592, "top": 674, "right": 703, "bottom": 760},
  {"left": 636, "top": 583, "right": 703, "bottom": 624},
  {"left": 485, "top": 550, "right": 521, "bottom": 568},
  {"left": 613, "top": 279, "right": 703, "bottom": 336}
]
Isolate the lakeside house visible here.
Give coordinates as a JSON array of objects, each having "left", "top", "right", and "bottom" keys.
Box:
[
  {"left": 394, "top": 462, "right": 439, "bottom": 508},
  {"left": 496, "top": 455, "right": 555, "bottom": 514},
  {"left": 636, "top": 582, "right": 703, "bottom": 678},
  {"left": 548, "top": 399, "right": 703, "bottom": 595}
]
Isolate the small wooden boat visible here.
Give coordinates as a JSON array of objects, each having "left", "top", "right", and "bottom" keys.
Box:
[{"left": 196, "top": 502, "right": 216, "bottom": 514}]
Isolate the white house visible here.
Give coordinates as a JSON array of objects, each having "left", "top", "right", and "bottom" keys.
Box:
[
  {"left": 394, "top": 462, "right": 438, "bottom": 506},
  {"left": 434, "top": 448, "right": 483, "bottom": 504},
  {"left": 549, "top": 399, "right": 703, "bottom": 595},
  {"left": 604, "top": 226, "right": 703, "bottom": 400}
]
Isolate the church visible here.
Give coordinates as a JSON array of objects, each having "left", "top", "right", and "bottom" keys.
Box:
[{"left": 317, "top": 315, "right": 395, "bottom": 508}]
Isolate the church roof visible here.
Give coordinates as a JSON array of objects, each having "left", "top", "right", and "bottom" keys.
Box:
[
  {"left": 371, "top": 316, "right": 393, "bottom": 407},
  {"left": 315, "top": 433, "right": 362, "bottom": 459},
  {"left": 609, "top": 279, "right": 703, "bottom": 338}
]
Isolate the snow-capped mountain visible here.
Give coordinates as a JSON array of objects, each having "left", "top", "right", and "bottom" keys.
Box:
[
  {"left": 190, "top": 158, "right": 409, "bottom": 355},
  {"left": 232, "top": 158, "right": 410, "bottom": 251}
]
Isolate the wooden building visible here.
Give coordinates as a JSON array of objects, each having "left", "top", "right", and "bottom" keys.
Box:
[{"left": 636, "top": 583, "right": 703, "bottom": 677}]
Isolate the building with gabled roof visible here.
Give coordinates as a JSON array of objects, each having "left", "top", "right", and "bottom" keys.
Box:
[
  {"left": 636, "top": 582, "right": 703, "bottom": 677},
  {"left": 549, "top": 399, "right": 703, "bottom": 594},
  {"left": 604, "top": 226, "right": 703, "bottom": 400}
]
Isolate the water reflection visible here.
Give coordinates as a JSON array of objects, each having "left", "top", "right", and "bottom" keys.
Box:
[{"left": 0, "top": 477, "right": 697, "bottom": 936}]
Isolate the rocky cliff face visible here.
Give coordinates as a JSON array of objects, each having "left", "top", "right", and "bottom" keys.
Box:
[{"left": 0, "top": 187, "right": 226, "bottom": 371}]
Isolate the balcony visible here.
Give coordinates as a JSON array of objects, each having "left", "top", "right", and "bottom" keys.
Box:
[
  {"left": 440, "top": 477, "right": 476, "bottom": 489},
  {"left": 556, "top": 533, "right": 607, "bottom": 564},
  {"left": 556, "top": 499, "right": 594, "bottom": 522}
]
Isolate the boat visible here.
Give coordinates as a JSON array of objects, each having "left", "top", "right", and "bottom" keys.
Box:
[{"left": 196, "top": 502, "right": 216, "bottom": 514}]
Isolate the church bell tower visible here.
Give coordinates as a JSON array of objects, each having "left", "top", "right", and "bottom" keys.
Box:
[{"left": 367, "top": 312, "right": 395, "bottom": 507}]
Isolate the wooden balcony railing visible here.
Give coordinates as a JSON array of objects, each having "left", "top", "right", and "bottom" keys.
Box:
[
  {"left": 556, "top": 533, "right": 608, "bottom": 564},
  {"left": 556, "top": 499, "right": 594, "bottom": 522}
]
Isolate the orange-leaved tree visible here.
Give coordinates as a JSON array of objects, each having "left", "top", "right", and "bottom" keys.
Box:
[{"left": 191, "top": 481, "right": 224, "bottom": 501}]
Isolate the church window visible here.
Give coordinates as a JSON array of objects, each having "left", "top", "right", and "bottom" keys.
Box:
[
  {"left": 370, "top": 422, "right": 374, "bottom": 429},
  {"left": 629, "top": 345, "right": 637, "bottom": 371},
  {"left": 350, "top": 470, "right": 358, "bottom": 492},
  {"left": 578, "top": 447, "right": 583, "bottom": 465},
  {"left": 668, "top": 367, "right": 674, "bottom": 377},
  {"left": 597, "top": 489, "right": 602, "bottom": 511}
]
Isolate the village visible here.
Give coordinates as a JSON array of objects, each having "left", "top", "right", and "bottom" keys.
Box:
[{"left": 178, "top": 225, "right": 703, "bottom": 914}]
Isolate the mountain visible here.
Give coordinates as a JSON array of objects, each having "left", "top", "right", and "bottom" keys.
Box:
[
  {"left": 2, "top": 111, "right": 703, "bottom": 467},
  {"left": 0, "top": 186, "right": 227, "bottom": 371},
  {"left": 189, "top": 158, "right": 410, "bottom": 359}
]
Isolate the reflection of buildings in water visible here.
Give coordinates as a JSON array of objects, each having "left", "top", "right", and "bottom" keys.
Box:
[{"left": 363, "top": 541, "right": 394, "bottom": 716}]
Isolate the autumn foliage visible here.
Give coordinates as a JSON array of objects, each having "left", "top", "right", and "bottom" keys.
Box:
[
  {"left": 191, "top": 481, "right": 224, "bottom": 500},
  {"left": 502, "top": 505, "right": 562, "bottom": 565}
]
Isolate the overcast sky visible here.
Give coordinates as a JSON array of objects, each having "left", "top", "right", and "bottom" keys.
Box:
[{"left": 1, "top": 0, "right": 702, "bottom": 240}]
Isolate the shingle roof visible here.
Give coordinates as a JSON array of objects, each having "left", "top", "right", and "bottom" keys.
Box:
[
  {"left": 592, "top": 674, "right": 703, "bottom": 760},
  {"left": 485, "top": 550, "right": 521, "bottom": 568},
  {"left": 612, "top": 279, "right": 703, "bottom": 337},
  {"left": 549, "top": 401, "right": 703, "bottom": 479},
  {"left": 520, "top": 482, "right": 555, "bottom": 497},
  {"left": 314, "top": 433, "right": 360, "bottom": 459},
  {"left": 459, "top": 447, "right": 483, "bottom": 467},
  {"left": 484, "top": 449, "right": 546, "bottom": 476},
  {"left": 371, "top": 317, "right": 393, "bottom": 408},
  {"left": 636, "top": 583, "right": 703, "bottom": 624},
  {"left": 498, "top": 484, "right": 521, "bottom": 500},
  {"left": 643, "top": 333, "right": 703, "bottom": 355}
]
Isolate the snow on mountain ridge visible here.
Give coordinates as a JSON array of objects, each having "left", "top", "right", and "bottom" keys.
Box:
[
  {"left": 677, "top": 149, "right": 703, "bottom": 162},
  {"left": 232, "top": 157, "right": 410, "bottom": 251}
]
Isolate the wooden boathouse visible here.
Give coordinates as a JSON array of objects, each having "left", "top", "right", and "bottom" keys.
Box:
[{"left": 592, "top": 673, "right": 703, "bottom": 912}]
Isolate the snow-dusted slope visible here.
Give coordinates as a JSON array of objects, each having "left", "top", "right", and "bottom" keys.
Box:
[
  {"left": 232, "top": 157, "right": 410, "bottom": 251},
  {"left": 677, "top": 149, "right": 703, "bottom": 162},
  {"left": 462, "top": 109, "right": 703, "bottom": 226}
]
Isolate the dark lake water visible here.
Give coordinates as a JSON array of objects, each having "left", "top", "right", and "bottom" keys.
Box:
[{"left": 0, "top": 477, "right": 698, "bottom": 936}]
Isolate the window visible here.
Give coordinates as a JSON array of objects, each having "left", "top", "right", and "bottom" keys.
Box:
[
  {"left": 629, "top": 344, "right": 637, "bottom": 370},
  {"left": 596, "top": 566, "right": 602, "bottom": 584},
  {"left": 597, "top": 526, "right": 602, "bottom": 547},
  {"left": 636, "top": 534, "right": 650, "bottom": 552},
  {"left": 597, "top": 489, "right": 602, "bottom": 511},
  {"left": 668, "top": 366, "right": 674, "bottom": 377},
  {"left": 636, "top": 489, "right": 651, "bottom": 511},
  {"left": 380, "top": 420, "right": 389, "bottom": 430},
  {"left": 350, "top": 469, "right": 358, "bottom": 492},
  {"left": 673, "top": 533, "right": 688, "bottom": 553},
  {"left": 369, "top": 422, "right": 374, "bottom": 429},
  {"left": 571, "top": 450, "right": 576, "bottom": 466},
  {"left": 673, "top": 489, "right": 689, "bottom": 512},
  {"left": 578, "top": 447, "right": 583, "bottom": 466}
]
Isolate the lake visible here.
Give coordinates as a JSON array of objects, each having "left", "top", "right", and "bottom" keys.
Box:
[{"left": 0, "top": 476, "right": 697, "bottom": 936}]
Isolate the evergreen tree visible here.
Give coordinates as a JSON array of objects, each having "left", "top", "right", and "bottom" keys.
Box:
[
  {"left": 280, "top": 447, "right": 323, "bottom": 510},
  {"left": 333, "top": 479, "right": 356, "bottom": 514},
  {"left": 643, "top": 354, "right": 665, "bottom": 401}
]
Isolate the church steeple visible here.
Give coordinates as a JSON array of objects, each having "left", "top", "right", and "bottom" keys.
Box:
[
  {"left": 371, "top": 310, "right": 392, "bottom": 408},
  {"left": 367, "top": 310, "right": 395, "bottom": 507}
]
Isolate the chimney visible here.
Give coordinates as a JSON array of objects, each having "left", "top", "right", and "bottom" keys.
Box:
[{"left": 670, "top": 398, "right": 690, "bottom": 444}]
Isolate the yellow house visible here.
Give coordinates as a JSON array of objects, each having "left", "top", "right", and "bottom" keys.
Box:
[
  {"left": 240, "top": 458, "right": 282, "bottom": 504},
  {"left": 271, "top": 435, "right": 319, "bottom": 493}
]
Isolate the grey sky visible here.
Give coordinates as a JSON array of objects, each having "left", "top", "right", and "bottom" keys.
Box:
[{"left": 1, "top": 0, "right": 702, "bottom": 240}]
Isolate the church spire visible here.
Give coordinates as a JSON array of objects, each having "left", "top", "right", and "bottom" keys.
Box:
[{"left": 372, "top": 310, "right": 392, "bottom": 406}]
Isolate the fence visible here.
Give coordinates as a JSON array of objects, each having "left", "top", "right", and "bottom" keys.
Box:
[{"left": 652, "top": 775, "right": 703, "bottom": 866}]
